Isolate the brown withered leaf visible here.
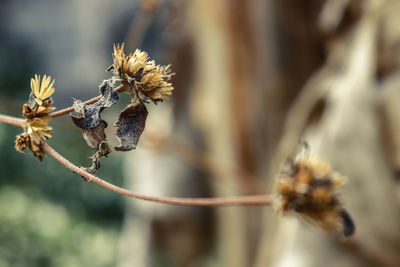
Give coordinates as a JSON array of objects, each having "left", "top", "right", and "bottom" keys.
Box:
[
  {"left": 71, "top": 81, "right": 118, "bottom": 130},
  {"left": 81, "top": 120, "right": 108, "bottom": 150},
  {"left": 114, "top": 103, "right": 148, "bottom": 151}
]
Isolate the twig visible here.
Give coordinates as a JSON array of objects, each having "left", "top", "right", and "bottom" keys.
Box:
[
  {"left": 143, "top": 132, "right": 266, "bottom": 194},
  {"left": 0, "top": 112, "right": 272, "bottom": 206},
  {"left": 42, "top": 142, "right": 273, "bottom": 206},
  {"left": 49, "top": 84, "right": 126, "bottom": 118},
  {"left": 0, "top": 114, "right": 25, "bottom": 128}
]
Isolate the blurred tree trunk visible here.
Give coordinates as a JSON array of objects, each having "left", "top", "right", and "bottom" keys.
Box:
[
  {"left": 255, "top": 1, "right": 400, "bottom": 266},
  {"left": 187, "top": 0, "right": 324, "bottom": 266},
  {"left": 119, "top": 0, "right": 400, "bottom": 266}
]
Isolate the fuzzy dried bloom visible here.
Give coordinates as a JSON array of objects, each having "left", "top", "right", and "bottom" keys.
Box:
[
  {"left": 108, "top": 43, "right": 174, "bottom": 103},
  {"left": 30, "top": 74, "right": 55, "bottom": 106},
  {"left": 274, "top": 155, "right": 355, "bottom": 237}
]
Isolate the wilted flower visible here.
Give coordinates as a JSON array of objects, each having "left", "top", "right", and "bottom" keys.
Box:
[
  {"left": 274, "top": 155, "right": 355, "bottom": 238},
  {"left": 108, "top": 43, "right": 174, "bottom": 103},
  {"left": 15, "top": 74, "right": 55, "bottom": 160},
  {"left": 30, "top": 74, "right": 55, "bottom": 106},
  {"left": 17, "top": 118, "right": 53, "bottom": 161}
]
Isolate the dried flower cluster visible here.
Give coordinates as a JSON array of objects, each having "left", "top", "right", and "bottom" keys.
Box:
[
  {"left": 274, "top": 154, "right": 355, "bottom": 237},
  {"left": 15, "top": 75, "right": 55, "bottom": 160},
  {"left": 12, "top": 45, "right": 174, "bottom": 170},
  {"left": 3, "top": 45, "right": 360, "bottom": 243},
  {"left": 108, "top": 43, "right": 174, "bottom": 103},
  {"left": 68, "top": 44, "right": 174, "bottom": 173}
]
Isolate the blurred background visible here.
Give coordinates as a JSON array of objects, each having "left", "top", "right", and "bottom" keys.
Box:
[{"left": 1, "top": 0, "right": 400, "bottom": 266}]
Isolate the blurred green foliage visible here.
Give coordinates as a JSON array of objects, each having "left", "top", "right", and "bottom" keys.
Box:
[
  {"left": 0, "top": 186, "right": 118, "bottom": 267},
  {"left": 0, "top": 5, "right": 137, "bottom": 265},
  {"left": 0, "top": 74, "right": 125, "bottom": 266},
  {"left": 0, "top": 113, "right": 125, "bottom": 266}
]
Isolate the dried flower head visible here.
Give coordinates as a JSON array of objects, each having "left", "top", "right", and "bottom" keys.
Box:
[
  {"left": 274, "top": 153, "right": 355, "bottom": 238},
  {"left": 15, "top": 118, "right": 51, "bottom": 161},
  {"left": 108, "top": 43, "right": 174, "bottom": 103},
  {"left": 15, "top": 74, "right": 55, "bottom": 160},
  {"left": 30, "top": 74, "right": 55, "bottom": 106}
]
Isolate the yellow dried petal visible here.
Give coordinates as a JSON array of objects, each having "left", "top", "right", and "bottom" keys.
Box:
[
  {"left": 27, "top": 118, "right": 52, "bottom": 141},
  {"left": 30, "top": 74, "right": 55, "bottom": 105}
]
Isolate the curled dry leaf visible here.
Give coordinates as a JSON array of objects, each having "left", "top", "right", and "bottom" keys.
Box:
[
  {"left": 71, "top": 81, "right": 118, "bottom": 150},
  {"left": 71, "top": 81, "right": 118, "bottom": 130},
  {"left": 81, "top": 120, "right": 108, "bottom": 150},
  {"left": 114, "top": 103, "right": 148, "bottom": 151}
]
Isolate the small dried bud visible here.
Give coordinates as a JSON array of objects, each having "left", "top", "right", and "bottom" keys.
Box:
[
  {"left": 22, "top": 104, "right": 35, "bottom": 119},
  {"left": 274, "top": 155, "right": 355, "bottom": 238},
  {"left": 23, "top": 102, "right": 55, "bottom": 119},
  {"left": 35, "top": 101, "right": 56, "bottom": 116},
  {"left": 15, "top": 134, "right": 30, "bottom": 153},
  {"left": 31, "top": 146, "right": 47, "bottom": 161}
]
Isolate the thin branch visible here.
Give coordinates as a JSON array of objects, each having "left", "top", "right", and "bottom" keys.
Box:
[
  {"left": 0, "top": 114, "right": 25, "bottom": 128},
  {"left": 41, "top": 142, "right": 273, "bottom": 206},
  {"left": 0, "top": 112, "right": 272, "bottom": 206},
  {"left": 49, "top": 84, "right": 126, "bottom": 118},
  {"left": 143, "top": 132, "right": 266, "bottom": 194}
]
